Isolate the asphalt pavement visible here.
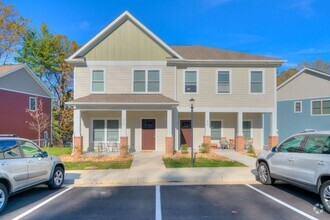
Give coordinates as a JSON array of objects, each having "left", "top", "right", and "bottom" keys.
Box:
[{"left": 1, "top": 184, "right": 329, "bottom": 220}]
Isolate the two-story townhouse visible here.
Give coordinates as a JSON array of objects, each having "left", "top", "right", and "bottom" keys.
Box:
[
  {"left": 276, "top": 67, "right": 330, "bottom": 142},
  {"left": 66, "top": 11, "right": 285, "bottom": 154}
]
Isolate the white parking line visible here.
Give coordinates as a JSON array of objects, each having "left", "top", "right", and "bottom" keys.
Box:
[
  {"left": 12, "top": 187, "right": 73, "bottom": 220},
  {"left": 245, "top": 184, "right": 318, "bottom": 220},
  {"left": 156, "top": 185, "right": 162, "bottom": 220}
]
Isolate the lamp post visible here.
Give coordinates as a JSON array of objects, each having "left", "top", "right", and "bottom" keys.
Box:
[{"left": 190, "top": 97, "right": 195, "bottom": 167}]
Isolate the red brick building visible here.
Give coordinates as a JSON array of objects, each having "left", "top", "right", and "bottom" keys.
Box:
[{"left": 0, "top": 65, "right": 53, "bottom": 142}]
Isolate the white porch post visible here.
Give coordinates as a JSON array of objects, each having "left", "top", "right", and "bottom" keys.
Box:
[
  {"left": 73, "top": 109, "right": 81, "bottom": 136},
  {"left": 174, "top": 108, "right": 179, "bottom": 151},
  {"left": 270, "top": 111, "right": 277, "bottom": 136},
  {"left": 167, "top": 109, "right": 172, "bottom": 136},
  {"left": 121, "top": 110, "right": 127, "bottom": 136},
  {"left": 237, "top": 111, "right": 243, "bottom": 136},
  {"left": 205, "top": 111, "right": 210, "bottom": 136}
]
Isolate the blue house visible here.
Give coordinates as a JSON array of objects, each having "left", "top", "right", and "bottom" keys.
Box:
[{"left": 275, "top": 67, "right": 330, "bottom": 142}]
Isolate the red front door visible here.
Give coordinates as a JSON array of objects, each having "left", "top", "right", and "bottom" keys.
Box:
[
  {"left": 180, "top": 120, "right": 192, "bottom": 147},
  {"left": 142, "top": 119, "right": 156, "bottom": 150}
]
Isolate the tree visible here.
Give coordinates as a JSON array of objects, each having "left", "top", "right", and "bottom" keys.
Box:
[
  {"left": 277, "top": 68, "right": 299, "bottom": 86},
  {"left": 298, "top": 58, "right": 330, "bottom": 73},
  {"left": 26, "top": 98, "right": 50, "bottom": 147},
  {"left": 0, "top": 0, "right": 29, "bottom": 64},
  {"left": 17, "top": 24, "right": 79, "bottom": 144}
]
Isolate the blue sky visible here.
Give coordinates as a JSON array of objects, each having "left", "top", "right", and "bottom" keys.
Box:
[{"left": 5, "top": 0, "right": 330, "bottom": 71}]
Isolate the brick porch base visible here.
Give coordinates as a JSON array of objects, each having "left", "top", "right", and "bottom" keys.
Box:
[
  {"left": 73, "top": 136, "right": 83, "bottom": 156},
  {"left": 235, "top": 136, "right": 244, "bottom": 151},
  {"left": 165, "top": 136, "right": 174, "bottom": 155},
  {"left": 268, "top": 136, "right": 278, "bottom": 148}
]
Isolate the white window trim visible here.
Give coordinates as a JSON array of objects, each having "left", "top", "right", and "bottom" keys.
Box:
[
  {"left": 311, "top": 99, "right": 330, "bottom": 116},
  {"left": 249, "top": 69, "right": 265, "bottom": 94},
  {"left": 29, "top": 97, "right": 36, "bottom": 111},
  {"left": 91, "top": 118, "right": 121, "bottom": 144},
  {"left": 131, "top": 68, "right": 162, "bottom": 94},
  {"left": 90, "top": 69, "right": 106, "bottom": 93},
  {"left": 216, "top": 68, "right": 232, "bottom": 94},
  {"left": 183, "top": 69, "right": 199, "bottom": 94},
  {"left": 294, "top": 101, "right": 302, "bottom": 113},
  {"left": 210, "top": 119, "right": 223, "bottom": 142},
  {"left": 243, "top": 120, "right": 253, "bottom": 138}
]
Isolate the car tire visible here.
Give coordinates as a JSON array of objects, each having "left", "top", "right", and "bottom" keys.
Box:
[
  {"left": 0, "top": 183, "right": 9, "bottom": 213},
  {"left": 257, "top": 162, "right": 275, "bottom": 185},
  {"left": 320, "top": 180, "right": 330, "bottom": 213},
  {"left": 48, "top": 167, "right": 64, "bottom": 189}
]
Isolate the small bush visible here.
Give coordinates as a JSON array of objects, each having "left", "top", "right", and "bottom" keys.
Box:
[
  {"left": 199, "top": 143, "right": 210, "bottom": 153},
  {"left": 181, "top": 144, "right": 188, "bottom": 154},
  {"left": 247, "top": 145, "right": 255, "bottom": 154}
]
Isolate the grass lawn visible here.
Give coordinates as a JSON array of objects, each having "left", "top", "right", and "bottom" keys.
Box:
[
  {"left": 42, "top": 147, "right": 72, "bottom": 156},
  {"left": 163, "top": 157, "right": 246, "bottom": 168},
  {"left": 64, "top": 160, "right": 133, "bottom": 170}
]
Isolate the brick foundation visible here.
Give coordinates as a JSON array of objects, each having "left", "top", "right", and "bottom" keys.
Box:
[
  {"left": 73, "top": 136, "right": 83, "bottom": 156},
  {"left": 203, "top": 135, "right": 211, "bottom": 146},
  {"left": 268, "top": 136, "right": 278, "bottom": 148},
  {"left": 165, "top": 136, "right": 174, "bottom": 155},
  {"left": 235, "top": 136, "right": 244, "bottom": 151},
  {"left": 120, "top": 136, "right": 128, "bottom": 147}
]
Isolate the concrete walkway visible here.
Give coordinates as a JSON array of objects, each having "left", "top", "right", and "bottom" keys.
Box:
[
  {"left": 216, "top": 149, "right": 257, "bottom": 167},
  {"left": 64, "top": 151, "right": 259, "bottom": 186}
]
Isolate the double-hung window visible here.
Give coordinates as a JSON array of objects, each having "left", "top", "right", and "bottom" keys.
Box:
[
  {"left": 210, "top": 121, "right": 222, "bottom": 140},
  {"left": 93, "top": 119, "right": 119, "bottom": 143},
  {"left": 133, "top": 70, "right": 160, "bottom": 93},
  {"left": 217, "top": 70, "right": 230, "bottom": 93},
  {"left": 185, "top": 70, "right": 197, "bottom": 93},
  {"left": 250, "top": 70, "right": 263, "bottom": 94},
  {"left": 312, "top": 100, "right": 330, "bottom": 115},
  {"left": 294, "top": 101, "right": 302, "bottom": 113},
  {"left": 92, "top": 70, "right": 105, "bottom": 92},
  {"left": 29, "top": 97, "right": 36, "bottom": 111},
  {"left": 243, "top": 121, "right": 252, "bottom": 138}
]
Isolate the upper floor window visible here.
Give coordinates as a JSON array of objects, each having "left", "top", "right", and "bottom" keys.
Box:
[
  {"left": 92, "top": 70, "right": 105, "bottom": 92},
  {"left": 185, "top": 70, "right": 197, "bottom": 93},
  {"left": 294, "top": 101, "right": 302, "bottom": 113},
  {"left": 312, "top": 100, "right": 330, "bottom": 115},
  {"left": 29, "top": 97, "right": 36, "bottom": 111},
  {"left": 133, "top": 70, "right": 160, "bottom": 93},
  {"left": 250, "top": 70, "right": 263, "bottom": 94},
  {"left": 217, "top": 70, "right": 231, "bottom": 94}
]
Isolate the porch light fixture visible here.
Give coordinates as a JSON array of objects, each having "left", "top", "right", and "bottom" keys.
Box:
[{"left": 190, "top": 97, "right": 195, "bottom": 167}]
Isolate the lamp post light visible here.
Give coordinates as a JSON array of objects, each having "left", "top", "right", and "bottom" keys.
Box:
[{"left": 189, "top": 97, "right": 195, "bottom": 167}]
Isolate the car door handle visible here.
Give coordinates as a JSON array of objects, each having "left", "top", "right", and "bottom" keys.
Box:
[
  {"left": 289, "top": 158, "right": 295, "bottom": 162},
  {"left": 318, "top": 161, "right": 325, "bottom": 165}
]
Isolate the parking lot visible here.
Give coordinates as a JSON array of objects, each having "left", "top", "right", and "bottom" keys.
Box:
[{"left": 1, "top": 183, "right": 329, "bottom": 220}]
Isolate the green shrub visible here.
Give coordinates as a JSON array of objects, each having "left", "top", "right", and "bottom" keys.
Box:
[
  {"left": 247, "top": 145, "right": 255, "bottom": 154},
  {"left": 180, "top": 144, "right": 188, "bottom": 154},
  {"left": 199, "top": 143, "right": 210, "bottom": 153}
]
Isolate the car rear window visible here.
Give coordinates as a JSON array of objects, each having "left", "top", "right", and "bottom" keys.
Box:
[
  {"left": 0, "top": 140, "right": 22, "bottom": 159},
  {"left": 304, "top": 136, "right": 330, "bottom": 154}
]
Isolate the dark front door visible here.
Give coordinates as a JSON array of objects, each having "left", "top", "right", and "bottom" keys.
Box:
[
  {"left": 180, "top": 120, "right": 192, "bottom": 147},
  {"left": 142, "top": 119, "right": 156, "bottom": 150}
]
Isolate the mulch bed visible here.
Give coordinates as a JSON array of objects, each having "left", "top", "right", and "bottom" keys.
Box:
[
  {"left": 164, "top": 149, "right": 232, "bottom": 161},
  {"left": 60, "top": 154, "right": 133, "bottom": 162}
]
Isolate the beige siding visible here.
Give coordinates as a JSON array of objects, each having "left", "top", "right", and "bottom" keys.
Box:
[
  {"left": 244, "top": 113, "right": 263, "bottom": 149},
  {"left": 0, "top": 68, "right": 49, "bottom": 97},
  {"left": 74, "top": 65, "right": 175, "bottom": 99},
  {"left": 85, "top": 20, "right": 172, "bottom": 61},
  {"left": 80, "top": 110, "right": 167, "bottom": 152},
  {"left": 176, "top": 67, "right": 276, "bottom": 109},
  {"left": 278, "top": 70, "right": 330, "bottom": 101}
]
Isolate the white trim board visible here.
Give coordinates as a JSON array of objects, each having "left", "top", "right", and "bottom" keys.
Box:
[{"left": 67, "top": 11, "right": 183, "bottom": 62}]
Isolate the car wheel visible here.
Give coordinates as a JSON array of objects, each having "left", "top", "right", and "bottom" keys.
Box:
[
  {"left": 48, "top": 167, "right": 64, "bottom": 189},
  {"left": 257, "top": 162, "right": 275, "bottom": 185},
  {"left": 320, "top": 180, "right": 330, "bottom": 213},
  {"left": 0, "top": 183, "right": 9, "bottom": 213}
]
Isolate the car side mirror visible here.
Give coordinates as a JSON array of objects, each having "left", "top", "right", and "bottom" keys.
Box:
[
  {"left": 271, "top": 146, "right": 277, "bottom": 152},
  {"left": 42, "top": 151, "right": 49, "bottom": 158}
]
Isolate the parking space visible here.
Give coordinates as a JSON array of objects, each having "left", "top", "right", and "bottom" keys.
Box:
[{"left": 1, "top": 184, "right": 329, "bottom": 220}]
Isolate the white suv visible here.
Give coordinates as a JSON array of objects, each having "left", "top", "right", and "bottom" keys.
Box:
[
  {"left": 0, "top": 136, "right": 65, "bottom": 213},
  {"left": 257, "top": 131, "right": 330, "bottom": 212}
]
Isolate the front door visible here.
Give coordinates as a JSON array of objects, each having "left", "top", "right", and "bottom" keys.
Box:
[
  {"left": 180, "top": 120, "right": 192, "bottom": 147},
  {"left": 142, "top": 119, "right": 156, "bottom": 150}
]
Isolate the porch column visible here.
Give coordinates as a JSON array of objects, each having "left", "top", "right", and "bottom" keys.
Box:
[
  {"left": 165, "top": 109, "right": 174, "bottom": 155},
  {"left": 174, "top": 108, "right": 179, "bottom": 151},
  {"left": 235, "top": 111, "right": 244, "bottom": 151},
  {"left": 73, "top": 109, "right": 83, "bottom": 156},
  {"left": 120, "top": 110, "right": 128, "bottom": 147},
  {"left": 203, "top": 111, "right": 211, "bottom": 146},
  {"left": 268, "top": 111, "right": 278, "bottom": 148}
]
